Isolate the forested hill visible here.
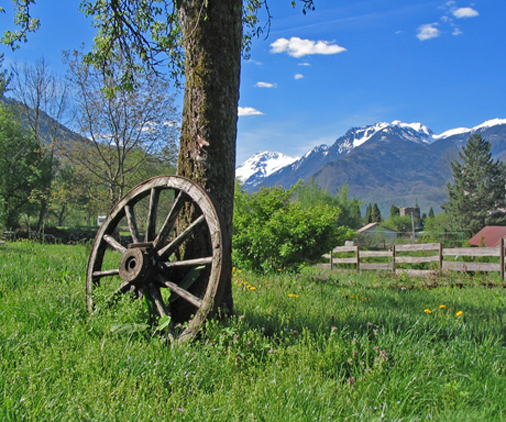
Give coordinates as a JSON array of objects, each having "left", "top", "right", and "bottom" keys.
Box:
[{"left": 0, "top": 96, "right": 85, "bottom": 146}]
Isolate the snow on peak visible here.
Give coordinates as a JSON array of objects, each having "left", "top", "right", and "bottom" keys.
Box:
[
  {"left": 474, "top": 118, "right": 506, "bottom": 131},
  {"left": 302, "top": 144, "right": 329, "bottom": 159},
  {"left": 236, "top": 151, "right": 299, "bottom": 183},
  {"left": 341, "top": 121, "right": 432, "bottom": 150},
  {"left": 391, "top": 120, "right": 433, "bottom": 137},
  {"left": 433, "top": 118, "right": 506, "bottom": 140}
]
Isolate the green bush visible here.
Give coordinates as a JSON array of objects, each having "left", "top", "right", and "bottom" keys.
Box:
[{"left": 233, "top": 183, "right": 353, "bottom": 272}]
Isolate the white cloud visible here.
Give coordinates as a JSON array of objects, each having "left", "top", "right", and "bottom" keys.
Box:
[
  {"left": 294, "top": 74, "right": 304, "bottom": 80},
  {"left": 452, "top": 27, "right": 463, "bottom": 36},
  {"left": 255, "top": 82, "right": 276, "bottom": 88},
  {"left": 270, "top": 37, "right": 346, "bottom": 58},
  {"left": 417, "top": 23, "right": 441, "bottom": 41},
  {"left": 238, "top": 107, "right": 264, "bottom": 116},
  {"left": 298, "top": 62, "right": 311, "bottom": 66},
  {"left": 452, "top": 7, "right": 479, "bottom": 18}
]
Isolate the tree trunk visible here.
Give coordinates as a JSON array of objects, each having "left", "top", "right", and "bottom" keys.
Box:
[{"left": 176, "top": 0, "right": 242, "bottom": 315}]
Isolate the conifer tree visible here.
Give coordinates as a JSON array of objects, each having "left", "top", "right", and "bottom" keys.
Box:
[
  {"left": 390, "top": 204, "right": 400, "bottom": 218},
  {"left": 372, "top": 203, "right": 382, "bottom": 223},
  {"left": 443, "top": 134, "right": 506, "bottom": 238},
  {"left": 428, "top": 207, "right": 435, "bottom": 219},
  {"left": 364, "top": 203, "right": 373, "bottom": 224}
]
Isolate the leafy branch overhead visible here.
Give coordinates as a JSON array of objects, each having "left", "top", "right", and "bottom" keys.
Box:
[{"left": 2, "top": 0, "right": 317, "bottom": 88}]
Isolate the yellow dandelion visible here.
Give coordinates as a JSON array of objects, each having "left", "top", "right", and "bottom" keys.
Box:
[
  {"left": 439, "top": 304, "right": 446, "bottom": 309},
  {"left": 249, "top": 286, "right": 257, "bottom": 291},
  {"left": 456, "top": 311, "right": 463, "bottom": 317},
  {"left": 288, "top": 293, "right": 299, "bottom": 298},
  {"left": 424, "top": 308, "right": 432, "bottom": 314}
]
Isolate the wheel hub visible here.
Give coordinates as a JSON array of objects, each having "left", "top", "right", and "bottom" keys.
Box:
[{"left": 118, "top": 243, "right": 158, "bottom": 286}]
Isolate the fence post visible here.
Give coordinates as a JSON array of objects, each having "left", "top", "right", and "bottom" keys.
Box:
[
  {"left": 356, "top": 245, "right": 360, "bottom": 273},
  {"left": 439, "top": 243, "right": 443, "bottom": 276},
  {"left": 330, "top": 248, "right": 333, "bottom": 271},
  {"left": 501, "top": 238, "right": 504, "bottom": 282},
  {"left": 392, "top": 245, "right": 396, "bottom": 275}
]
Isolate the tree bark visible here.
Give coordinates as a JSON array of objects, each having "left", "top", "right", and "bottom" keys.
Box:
[{"left": 176, "top": 0, "right": 242, "bottom": 314}]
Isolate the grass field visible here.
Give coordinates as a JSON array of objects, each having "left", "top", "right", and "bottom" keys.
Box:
[{"left": 1, "top": 241, "right": 506, "bottom": 421}]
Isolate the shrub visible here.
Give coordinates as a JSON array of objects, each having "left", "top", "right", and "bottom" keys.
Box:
[{"left": 233, "top": 183, "right": 353, "bottom": 272}]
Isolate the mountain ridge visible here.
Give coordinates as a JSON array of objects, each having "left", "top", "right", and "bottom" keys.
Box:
[{"left": 237, "top": 118, "right": 506, "bottom": 215}]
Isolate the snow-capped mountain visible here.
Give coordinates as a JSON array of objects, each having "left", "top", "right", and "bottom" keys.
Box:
[
  {"left": 236, "top": 151, "right": 299, "bottom": 188},
  {"left": 236, "top": 118, "right": 506, "bottom": 213},
  {"left": 334, "top": 121, "right": 434, "bottom": 155}
]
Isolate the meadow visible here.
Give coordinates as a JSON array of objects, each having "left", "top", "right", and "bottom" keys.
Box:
[{"left": 1, "top": 241, "right": 506, "bottom": 421}]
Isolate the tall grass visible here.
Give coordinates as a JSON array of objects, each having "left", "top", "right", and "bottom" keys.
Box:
[{"left": 1, "top": 241, "right": 506, "bottom": 421}]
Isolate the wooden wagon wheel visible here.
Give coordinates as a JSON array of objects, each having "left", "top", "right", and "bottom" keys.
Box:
[{"left": 85, "top": 175, "right": 224, "bottom": 343}]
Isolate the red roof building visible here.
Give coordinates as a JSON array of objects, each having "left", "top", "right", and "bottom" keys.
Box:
[{"left": 469, "top": 226, "right": 506, "bottom": 247}]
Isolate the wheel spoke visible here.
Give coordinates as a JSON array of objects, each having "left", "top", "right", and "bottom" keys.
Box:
[
  {"left": 103, "top": 234, "right": 127, "bottom": 253},
  {"left": 157, "top": 215, "right": 206, "bottom": 258},
  {"left": 92, "top": 269, "right": 120, "bottom": 278},
  {"left": 163, "top": 256, "right": 213, "bottom": 268},
  {"left": 145, "top": 188, "right": 160, "bottom": 242},
  {"left": 153, "top": 191, "right": 184, "bottom": 249},
  {"left": 144, "top": 284, "right": 170, "bottom": 316},
  {"left": 125, "top": 204, "right": 141, "bottom": 244},
  {"left": 105, "top": 281, "right": 133, "bottom": 303},
  {"left": 156, "top": 274, "right": 202, "bottom": 308}
]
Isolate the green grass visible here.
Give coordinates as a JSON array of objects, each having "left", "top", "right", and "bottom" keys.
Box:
[{"left": 1, "top": 241, "right": 506, "bottom": 421}]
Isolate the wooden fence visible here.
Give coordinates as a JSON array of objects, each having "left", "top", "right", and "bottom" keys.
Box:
[{"left": 322, "top": 239, "right": 505, "bottom": 280}]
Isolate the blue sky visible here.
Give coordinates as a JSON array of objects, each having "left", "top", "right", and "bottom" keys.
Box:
[{"left": 2, "top": 1, "right": 505, "bottom": 165}]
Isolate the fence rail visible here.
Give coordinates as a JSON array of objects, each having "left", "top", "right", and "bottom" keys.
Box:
[{"left": 322, "top": 239, "right": 505, "bottom": 280}]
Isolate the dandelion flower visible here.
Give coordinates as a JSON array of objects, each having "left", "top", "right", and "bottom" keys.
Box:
[
  {"left": 424, "top": 308, "right": 432, "bottom": 314},
  {"left": 249, "top": 286, "right": 257, "bottom": 291},
  {"left": 439, "top": 304, "right": 446, "bottom": 309},
  {"left": 288, "top": 293, "right": 299, "bottom": 298},
  {"left": 456, "top": 311, "right": 463, "bottom": 317}
]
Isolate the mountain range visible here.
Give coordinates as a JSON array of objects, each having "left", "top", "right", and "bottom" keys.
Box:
[{"left": 236, "top": 118, "right": 506, "bottom": 216}]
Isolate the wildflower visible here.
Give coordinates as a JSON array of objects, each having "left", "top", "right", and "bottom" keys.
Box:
[
  {"left": 249, "top": 286, "right": 257, "bottom": 291},
  {"left": 439, "top": 304, "right": 446, "bottom": 309},
  {"left": 456, "top": 311, "right": 464, "bottom": 317},
  {"left": 424, "top": 308, "right": 432, "bottom": 314},
  {"left": 347, "top": 377, "right": 355, "bottom": 385},
  {"left": 288, "top": 293, "right": 299, "bottom": 298}
]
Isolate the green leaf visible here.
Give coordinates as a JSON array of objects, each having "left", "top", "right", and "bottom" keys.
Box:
[{"left": 155, "top": 315, "right": 172, "bottom": 332}]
